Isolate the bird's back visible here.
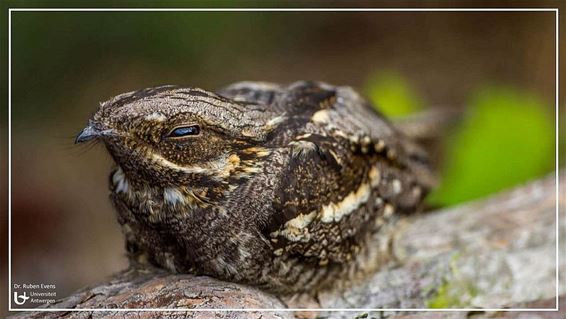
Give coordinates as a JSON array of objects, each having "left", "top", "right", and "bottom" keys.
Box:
[{"left": 216, "top": 81, "right": 434, "bottom": 293}]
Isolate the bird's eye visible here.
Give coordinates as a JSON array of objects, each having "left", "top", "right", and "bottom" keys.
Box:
[{"left": 167, "top": 125, "right": 200, "bottom": 138}]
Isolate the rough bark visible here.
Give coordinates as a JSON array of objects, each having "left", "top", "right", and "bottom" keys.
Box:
[
  {"left": 317, "top": 172, "right": 563, "bottom": 318},
  {"left": 10, "top": 173, "right": 563, "bottom": 319}
]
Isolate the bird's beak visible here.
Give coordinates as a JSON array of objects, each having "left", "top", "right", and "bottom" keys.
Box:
[{"left": 75, "top": 125, "right": 100, "bottom": 144}]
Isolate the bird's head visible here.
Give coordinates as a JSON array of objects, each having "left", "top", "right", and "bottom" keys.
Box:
[{"left": 76, "top": 85, "right": 280, "bottom": 188}]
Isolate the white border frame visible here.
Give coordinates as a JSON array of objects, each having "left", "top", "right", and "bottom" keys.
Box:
[{"left": 7, "top": 7, "right": 560, "bottom": 313}]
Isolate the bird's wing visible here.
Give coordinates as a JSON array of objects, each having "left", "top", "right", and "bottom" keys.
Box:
[
  {"left": 267, "top": 132, "right": 376, "bottom": 265},
  {"left": 273, "top": 81, "right": 435, "bottom": 189},
  {"left": 312, "top": 83, "right": 436, "bottom": 189},
  {"left": 260, "top": 81, "right": 435, "bottom": 265}
]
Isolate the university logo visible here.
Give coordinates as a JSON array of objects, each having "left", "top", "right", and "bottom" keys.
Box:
[{"left": 14, "top": 291, "right": 30, "bottom": 305}]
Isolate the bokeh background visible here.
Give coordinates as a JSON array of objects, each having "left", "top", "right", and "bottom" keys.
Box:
[{"left": 1, "top": 4, "right": 563, "bottom": 313}]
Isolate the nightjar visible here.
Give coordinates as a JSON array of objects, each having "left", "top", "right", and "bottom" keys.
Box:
[{"left": 76, "top": 81, "right": 435, "bottom": 295}]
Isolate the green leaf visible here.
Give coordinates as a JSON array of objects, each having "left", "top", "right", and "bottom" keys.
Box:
[
  {"left": 364, "top": 71, "right": 423, "bottom": 117},
  {"left": 428, "top": 86, "right": 554, "bottom": 206}
]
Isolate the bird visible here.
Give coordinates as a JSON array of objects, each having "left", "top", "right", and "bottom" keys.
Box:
[{"left": 75, "top": 81, "right": 435, "bottom": 296}]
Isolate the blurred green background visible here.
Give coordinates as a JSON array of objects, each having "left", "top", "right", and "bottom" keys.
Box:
[{"left": 1, "top": 8, "right": 561, "bottom": 310}]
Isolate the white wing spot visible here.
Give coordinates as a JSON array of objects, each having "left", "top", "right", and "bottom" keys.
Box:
[
  {"left": 320, "top": 183, "right": 371, "bottom": 223},
  {"left": 311, "top": 109, "right": 330, "bottom": 124},
  {"left": 271, "top": 211, "right": 317, "bottom": 242},
  {"left": 392, "top": 179, "right": 402, "bottom": 194},
  {"left": 319, "top": 165, "right": 382, "bottom": 223},
  {"left": 369, "top": 167, "right": 381, "bottom": 187},
  {"left": 383, "top": 204, "right": 395, "bottom": 218}
]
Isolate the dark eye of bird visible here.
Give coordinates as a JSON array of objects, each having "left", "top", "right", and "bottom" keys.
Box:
[{"left": 167, "top": 125, "right": 200, "bottom": 138}]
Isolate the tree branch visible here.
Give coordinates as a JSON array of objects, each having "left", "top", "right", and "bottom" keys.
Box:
[{"left": 11, "top": 173, "right": 563, "bottom": 319}]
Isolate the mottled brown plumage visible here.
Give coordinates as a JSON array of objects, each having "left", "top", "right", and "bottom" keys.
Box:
[{"left": 76, "top": 81, "right": 434, "bottom": 295}]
